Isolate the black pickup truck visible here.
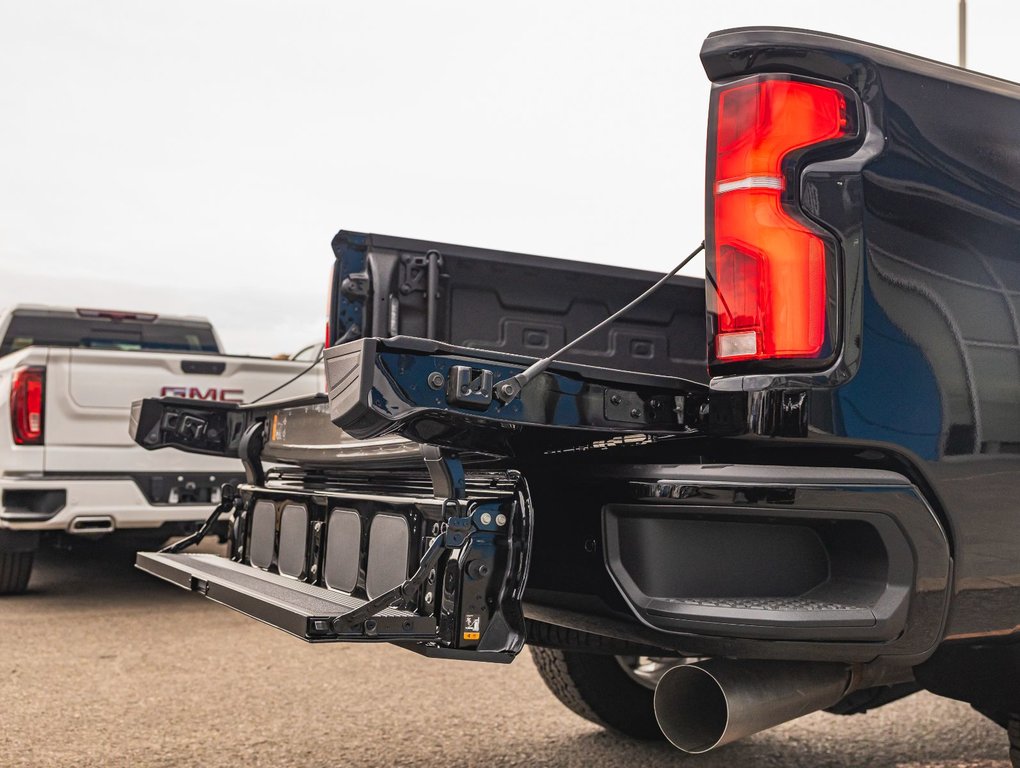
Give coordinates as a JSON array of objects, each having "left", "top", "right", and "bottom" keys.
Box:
[{"left": 130, "top": 28, "right": 1020, "bottom": 761}]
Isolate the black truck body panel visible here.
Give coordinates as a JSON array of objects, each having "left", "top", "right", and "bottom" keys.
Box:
[
  {"left": 324, "top": 336, "right": 715, "bottom": 456},
  {"left": 700, "top": 28, "right": 1020, "bottom": 645},
  {"left": 130, "top": 28, "right": 1020, "bottom": 724}
]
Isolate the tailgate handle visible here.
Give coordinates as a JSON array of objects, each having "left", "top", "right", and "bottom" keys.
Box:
[{"left": 182, "top": 360, "right": 226, "bottom": 375}]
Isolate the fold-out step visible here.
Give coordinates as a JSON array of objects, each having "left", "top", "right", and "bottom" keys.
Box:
[{"left": 137, "top": 552, "right": 436, "bottom": 642}]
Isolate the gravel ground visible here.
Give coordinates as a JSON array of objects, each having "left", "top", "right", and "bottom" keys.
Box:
[{"left": 0, "top": 541, "right": 1011, "bottom": 768}]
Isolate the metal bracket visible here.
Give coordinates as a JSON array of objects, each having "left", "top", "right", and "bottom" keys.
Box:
[
  {"left": 422, "top": 444, "right": 465, "bottom": 500},
  {"left": 159, "top": 483, "right": 239, "bottom": 554},
  {"left": 331, "top": 515, "right": 475, "bottom": 633},
  {"left": 447, "top": 366, "right": 494, "bottom": 409},
  {"left": 426, "top": 249, "right": 441, "bottom": 339},
  {"left": 341, "top": 270, "right": 370, "bottom": 299},
  {"left": 238, "top": 421, "right": 265, "bottom": 487}
]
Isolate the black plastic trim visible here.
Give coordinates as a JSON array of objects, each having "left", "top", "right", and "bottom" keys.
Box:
[
  {"left": 1, "top": 489, "right": 66, "bottom": 521},
  {"left": 599, "top": 464, "right": 950, "bottom": 657}
]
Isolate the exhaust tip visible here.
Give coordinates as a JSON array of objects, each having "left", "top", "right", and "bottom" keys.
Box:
[
  {"left": 69, "top": 515, "right": 116, "bottom": 534},
  {"left": 653, "top": 659, "right": 852, "bottom": 754},
  {"left": 654, "top": 664, "right": 729, "bottom": 754}
]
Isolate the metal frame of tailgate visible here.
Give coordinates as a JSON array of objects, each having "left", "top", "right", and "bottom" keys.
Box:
[{"left": 325, "top": 337, "right": 731, "bottom": 456}]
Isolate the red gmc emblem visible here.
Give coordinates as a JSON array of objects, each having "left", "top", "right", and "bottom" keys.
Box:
[{"left": 160, "top": 386, "right": 244, "bottom": 403}]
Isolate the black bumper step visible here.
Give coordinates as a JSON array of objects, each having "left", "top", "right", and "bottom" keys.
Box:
[{"left": 137, "top": 551, "right": 436, "bottom": 642}]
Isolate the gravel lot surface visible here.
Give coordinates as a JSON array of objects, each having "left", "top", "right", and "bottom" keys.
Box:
[{"left": 0, "top": 541, "right": 1011, "bottom": 768}]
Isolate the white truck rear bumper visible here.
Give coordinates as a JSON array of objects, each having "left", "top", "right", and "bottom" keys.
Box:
[{"left": 0, "top": 475, "right": 223, "bottom": 533}]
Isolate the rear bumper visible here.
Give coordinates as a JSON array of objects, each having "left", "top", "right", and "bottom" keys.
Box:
[
  {"left": 514, "top": 456, "right": 955, "bottom": 666},
  {"left": 0, "top": 474, "right": 235, "bottom": 533},
  {"left": 603, "top": 465, "right": 950, "bottom": 650}
]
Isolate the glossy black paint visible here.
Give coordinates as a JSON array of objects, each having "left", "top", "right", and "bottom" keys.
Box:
[
  {"left": 324, "top": 336, "right": 712, "bottom": 456},
  {"left": 128, "top": 30, "right": 1020, "bottom": 718},
  {"left": 700, "top": 28, "right": 1020, "bottom": 643},
  {"left": 515, "top": 442, "right": 949, "bottom": 666}
]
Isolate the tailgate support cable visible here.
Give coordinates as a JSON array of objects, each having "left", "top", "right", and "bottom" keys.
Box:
[{"left": 494, "top": 240, "right": 705, "bottom": 404}]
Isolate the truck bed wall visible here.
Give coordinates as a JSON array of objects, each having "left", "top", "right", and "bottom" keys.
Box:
[{"left": 330, "top": 231, "right": 708, "bottom": 383}]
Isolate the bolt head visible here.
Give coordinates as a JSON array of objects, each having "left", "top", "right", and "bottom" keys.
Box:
[
  {"left": 500, "top": 383, "right": 515, "bottom": 396},
  {"left": 480, "top": 512, "right": 493, "bottom": 525},
  {"left": 424, "top": 592, "right": 434, "bottom": 604},
  {"left": 495, "top": 513, "right": 507, "bottom": 527},
  {"left": 427, "top": 372, "right": 445, "bottom": 390}
]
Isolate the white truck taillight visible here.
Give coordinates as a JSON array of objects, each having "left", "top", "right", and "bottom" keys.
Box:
[
  {"left": 10, "top": 366, "right": 45, "bottom": 445},
  {"left": 706, "top": 76, "right": 857, "bottom": 371}
]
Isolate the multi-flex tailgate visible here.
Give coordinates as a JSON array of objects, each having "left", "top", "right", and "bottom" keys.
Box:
[
  {"left": 136, "top": 467, "right": 531, "bottom": 661},
  {"left": 130, "top": 393, "right": 425, "bottom": 469},
  {"left": 325, "top": 337, "right": 728, "bottom": 455}
]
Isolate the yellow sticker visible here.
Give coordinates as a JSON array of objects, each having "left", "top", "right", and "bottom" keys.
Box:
[{"left": 462, "top": 632, "right": 480, "bottom": 641}]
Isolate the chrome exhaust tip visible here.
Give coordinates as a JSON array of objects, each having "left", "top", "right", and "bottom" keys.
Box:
[
  {"left": 653, "top": 659, "right": 851, "bottom": 753},
  {"left": 68, "top": 515, "right": 116, "bottom": 535}
]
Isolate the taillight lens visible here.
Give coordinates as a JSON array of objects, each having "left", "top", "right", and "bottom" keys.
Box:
[
  {"left": 10, "top": 366, "right": 45, "bottom": 445},
  {"left": 707, "top": 77, "right": 851, "bottom": 366}
]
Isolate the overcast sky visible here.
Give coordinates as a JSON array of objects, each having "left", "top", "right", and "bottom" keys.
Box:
[{"left": 1, "top": 1, "right": 1014, "bottom": 355}]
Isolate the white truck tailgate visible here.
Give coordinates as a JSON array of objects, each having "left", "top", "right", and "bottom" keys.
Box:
[{"left": 43, "top": 348, "right": 323, "bottom": 471}]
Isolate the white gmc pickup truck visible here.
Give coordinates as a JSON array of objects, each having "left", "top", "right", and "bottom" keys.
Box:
[{"left": 0, "top": 305, "right": 322, "bottom": 593}]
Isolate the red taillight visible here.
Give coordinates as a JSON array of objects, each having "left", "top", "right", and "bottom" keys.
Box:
[
  {"left": 708, "top": 77, "right": 850, "bottom": 364},
  {"left": 10, "top": 366, "right": 45, "bottom": 445}
]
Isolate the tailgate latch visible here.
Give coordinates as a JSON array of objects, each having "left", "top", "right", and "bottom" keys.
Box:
[{"left": 447, "top": 366, "right": 494, "bottom": 409}]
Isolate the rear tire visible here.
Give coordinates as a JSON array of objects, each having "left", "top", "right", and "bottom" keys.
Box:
[
  {"left": 0, "top": 551, "right": 34, "bottom": 594},
  {"left": 1009, "top": 714, "right": 1020, "bottom": 768},
  {"left": 530, "top": 647, "right": 666, "bottom": 740}
]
